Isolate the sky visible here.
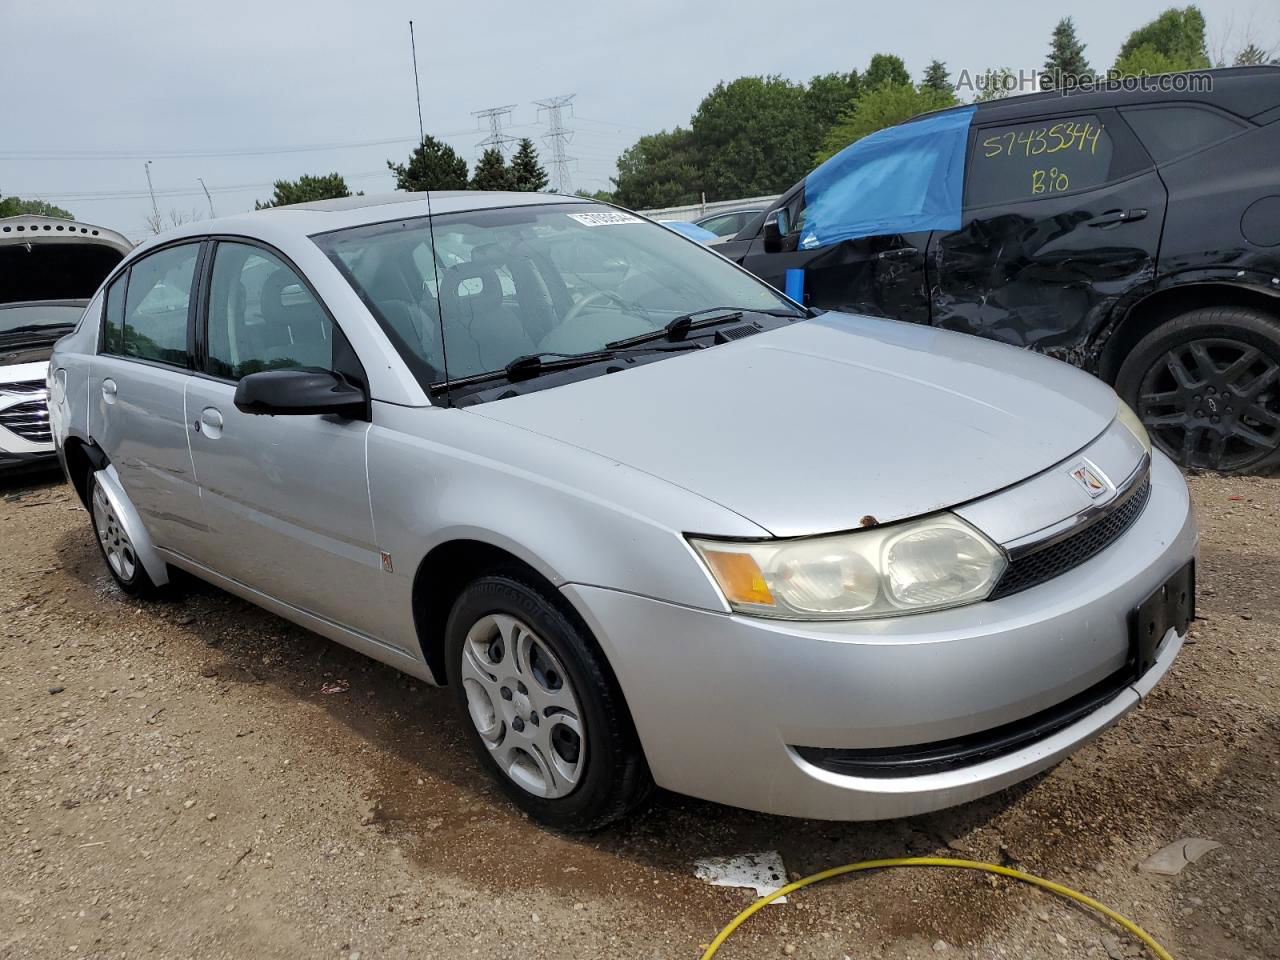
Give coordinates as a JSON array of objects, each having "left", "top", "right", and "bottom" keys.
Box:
[{"left": 3, "top": 0, "right": 1276, "bottom": 240}]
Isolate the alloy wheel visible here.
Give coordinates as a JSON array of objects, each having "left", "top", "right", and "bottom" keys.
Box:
[
  {"left": 459, "top": 613, "right": 586, "bottom": 799},
  {"left": 91, "top": 482, "right": 138, "bottom": 582},
  {"left": 1137, "top": 337, "right": 1280, "bottom": 470}
]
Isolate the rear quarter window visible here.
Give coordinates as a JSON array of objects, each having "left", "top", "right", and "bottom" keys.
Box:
[
  {"left": 967, "top": 114, "right": 1115, "bottom": 208},
  {"left": 1120, "top": 104, "right": 1247, "bottom": 164}
]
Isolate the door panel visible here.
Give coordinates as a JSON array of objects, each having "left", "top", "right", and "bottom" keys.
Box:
[
  {"left": 739, "top": 231, "right": 932, "bottom": 323},
  {"left": 184, "top": 376, "right": 380, "bottom": 629},
  {"left": 91, "top": 355, "right": 201, "bottom": 551},
  {"left": 91, "top": 244, "right": 204, "bottom": 552},
  {"left": 185, "top": 239, "right": 381, "bottom": 633},
  {"left": 932, "top": 108, "right": 1167, "bottom": 367}
]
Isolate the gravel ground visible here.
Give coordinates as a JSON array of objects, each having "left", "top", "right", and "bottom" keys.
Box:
[{"left": 2, "top": 468, "right": 1277, "bottom": 960}]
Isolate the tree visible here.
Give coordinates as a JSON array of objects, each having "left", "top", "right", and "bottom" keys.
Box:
[
  {"left": 0, "top": 193, "right": 73, "bottom": 219},
  {"left": 1114, "top": 6, "right": 1211, "bottom": 75},
  {"left": 611, "top": 128, "right": 701, "bottom": 209},
  {"left": 144, "top": 207, "right": 201, "bottom": 235},
  {"left": 254, "top": 172, "right": 352, "bottom": 209},
  {"left": 1233, "top": 43, "right": 1272, "bottom": 65},
  {"left": 574, "top": 188, "right": 615, "bottom": 202},
  {"left": 805, "top": 71, "right": 862, "bottom": 134},
  {"left": 864, "top": 53, "right": 911, "bottom": 91},
  {"left": 689, "top": 75, "right": 818, "bottom": 200},
  {"left": 387, "top": 135, "right": 468, "bottom": 191},
  {"left": 921, "top": 60, "right": 951, "bottom": 94},
  {"left": 817, "top": 83, "right": 958, "bottom": 163},
  {"left": 1043, "top": 17, "right": 1092, "bottom": 88},
  {"left": 510, "top": 138, "right": 549, "bottom": 192},
  {"left": 967, "top": 67, "right": 1017, "bottom": 102},
  {"left": 469, "top": 148, "right": 513, "bottom": 191}
]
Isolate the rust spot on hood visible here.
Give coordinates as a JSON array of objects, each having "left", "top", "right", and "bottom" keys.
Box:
[{"left": 859, "top": 515, "right": 879, "bottom": 528}]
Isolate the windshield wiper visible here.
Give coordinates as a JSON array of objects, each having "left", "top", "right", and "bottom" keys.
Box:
[
  {"left": 605, "top": 306, "right": 798, "bottom": 349},
  {"left": 429, "top": 345, "right": 697, "bottom": 394}
]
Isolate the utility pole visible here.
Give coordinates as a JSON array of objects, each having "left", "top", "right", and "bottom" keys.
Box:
[
  {"left": 533, "top": 95, "right": 576, "bottom": 194},
  {"left": 472, "top": 105, "right": 517, "bottom": 158},
  {"left": 197, "top": 178, "right": 215, "bottom": 218},
  {"left": 144, "top": 160, "right": 160, "bottom": 224},
  {"left": 408, "top": 21, "right": 424, "bottom": 146}
]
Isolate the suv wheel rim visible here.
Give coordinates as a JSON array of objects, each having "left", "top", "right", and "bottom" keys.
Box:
[
  {"left": 91, "top": 482, "right": 137, "bottom": 582},
  {"left": 1138, "top": 336, "right": 1280, "bottom": 470},
  {"left": 459, "top": 613, "right": 586, "bottom": 799}
]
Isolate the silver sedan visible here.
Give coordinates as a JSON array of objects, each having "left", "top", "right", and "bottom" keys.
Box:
[{"left": 49, "top": 192, "right": 1196, "bottom": 830}]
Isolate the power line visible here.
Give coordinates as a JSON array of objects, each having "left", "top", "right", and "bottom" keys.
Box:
[
  {"left": 23, "top": 169, "right": 390, "bottom": 203},
  {"left": 472, "top": 105, "right": 518, "bottom": 158},
  {"left": 534, "top": 94, "right": 576, "bottom": 194}
]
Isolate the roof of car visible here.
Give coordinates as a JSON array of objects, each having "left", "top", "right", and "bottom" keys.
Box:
[
  {"left": 128, "top": 191, "right": 593, "bottom": 255},
  {"left": 954, "top": 65, "right": 1280, "bottom": 124}
]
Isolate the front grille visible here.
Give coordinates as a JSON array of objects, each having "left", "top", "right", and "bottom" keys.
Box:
[
  {"left": 793, "top": 667, "right": 1133, "bottom": 778},
  {"left": 990, "top": 476, "right": 1152, "bottom": 599},
  {"left": 0, "top": 398, "right": 52, "bottom": 443},
  {"left": 0, "top": 379, "right": 47, "bottom": 397}
]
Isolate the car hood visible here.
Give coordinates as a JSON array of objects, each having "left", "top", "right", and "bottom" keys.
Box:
[{"left": 473, "top": 312, "right": 1119, "bottom": 537}]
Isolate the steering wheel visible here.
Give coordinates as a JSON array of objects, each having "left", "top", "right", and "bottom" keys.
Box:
[{"left": 560, "top": 289, "right": 650, "bottom": 327}]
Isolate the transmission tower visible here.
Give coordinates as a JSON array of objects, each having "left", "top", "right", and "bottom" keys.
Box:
[
  {"left": 472, "top": 104, "right": 518, "bottom": 158},
  {"left": 534, "top": 94, "right": 576, "bottom": 194}
]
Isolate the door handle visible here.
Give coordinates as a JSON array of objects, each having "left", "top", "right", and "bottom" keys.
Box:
[
  {"left": 1086, "top": 208, "right": 1148, "bottom": 228},
  {"left": 876, "top": 246, "right": 919, "bottom": 260},
  {"left": 196, "top": 406, "right": 224, "bottom": 440},
  {"left": 101, "top": 379, "right": 117, "bottom": 404}
]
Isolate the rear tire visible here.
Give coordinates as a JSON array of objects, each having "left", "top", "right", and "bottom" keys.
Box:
[
  {"left": 444, "top": 574, "right": 653, "bottom": 831},
  {"left": 1115, "top": 306, "right": 1280, "bottom": 473},
  {"left": 87, "top": 469, "right": 161, "bottom": 597}
]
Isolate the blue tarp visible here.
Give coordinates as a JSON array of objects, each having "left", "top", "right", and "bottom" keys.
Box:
[{"left": 801, "top": 106, "right": 975, "bottom": 250}]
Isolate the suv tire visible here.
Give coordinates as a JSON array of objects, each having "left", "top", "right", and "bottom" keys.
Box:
[{"left": 1116, "top": 305, "right": 1280, "bottom": 473}]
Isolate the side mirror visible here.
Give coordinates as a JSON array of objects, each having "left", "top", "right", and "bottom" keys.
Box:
[
  {"left": 234, "top": 369, "right": 368, "bottom": 419},
  {"left": 763, "top": 216, "right": 784, "bottom": 254}
]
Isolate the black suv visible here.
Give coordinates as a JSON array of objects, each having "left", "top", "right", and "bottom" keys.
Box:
[{"left": 721, "top": 67, "right": 1280, "bottom": 472}]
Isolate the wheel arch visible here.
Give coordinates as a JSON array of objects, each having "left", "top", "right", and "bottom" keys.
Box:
[
  {"left": 61, "top": 435, "right": 108, "bottom": 509},
  {"left": 410, "top": 537, "right": 596, "bottom": 688},
  {"left": 1098, "top": 280, "right": 1280, "bottom": 384}
]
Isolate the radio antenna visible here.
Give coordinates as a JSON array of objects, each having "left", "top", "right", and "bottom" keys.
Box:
[{"left": 408, "top": 21, "right": 450, "bottom": 401}]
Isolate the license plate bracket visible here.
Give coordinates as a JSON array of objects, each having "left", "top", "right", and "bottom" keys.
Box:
[{"left": 1129, "top": 561, "right": 1195, "bottom": 680}]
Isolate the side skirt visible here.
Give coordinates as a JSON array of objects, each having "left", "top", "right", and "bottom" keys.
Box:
[{"left": 157, "top": 548, "right": 438, "bottom": 685}]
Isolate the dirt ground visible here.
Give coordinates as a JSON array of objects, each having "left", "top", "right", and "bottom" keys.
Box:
[{"left": 1, "top": 468, "right": 1277, "bottom": 960}]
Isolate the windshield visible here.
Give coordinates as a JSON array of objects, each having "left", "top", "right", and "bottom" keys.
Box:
[
  {"left": 0, "top": 302, "right": 86, "bottom": 335},
  {"left": 313, "top": 203, "right": 797, "bottom": 389}
]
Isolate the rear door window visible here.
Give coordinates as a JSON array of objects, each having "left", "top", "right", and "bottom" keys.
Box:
[
  {"left": 1121, "top": 104, "right": 1247, "bottom": 164},
  {"left": 113, "top": 243, "right": 199, "bottom": 367},
  {"left": 101, "top": 274, "right": 127, "bottom": 354},
  {"left": 967, "top": 114, "right": 1115, "bottom": 208}
]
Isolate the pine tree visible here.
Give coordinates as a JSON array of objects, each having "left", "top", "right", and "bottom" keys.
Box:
[
  {"left": 921, "top": 60, "right": 950, "bottom": 93},
  {"left": 387, "top": 136, "right": 468, "bottom": 191},
  {"left": 511, "top": 138, "right": 550, "bottom": 192},
  {"left": 470, "top": 148, "right": 514, "bottom": 191},
  {"left": 1043, "top": 17, "right": 1092, "bottom": 89}
]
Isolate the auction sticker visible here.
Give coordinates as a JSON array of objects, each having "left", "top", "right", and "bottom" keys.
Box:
[{"left": 567, "top": 211, "right": 642, "bottom": 226}]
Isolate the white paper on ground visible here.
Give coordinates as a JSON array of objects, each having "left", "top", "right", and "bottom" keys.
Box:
[{"left": 694, "top": 850, "right": 789, "bottom": 904}]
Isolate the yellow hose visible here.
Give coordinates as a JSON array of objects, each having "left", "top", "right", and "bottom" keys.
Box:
[{"left": 700, "top": 856, "right": 1175, "bottom": 960}]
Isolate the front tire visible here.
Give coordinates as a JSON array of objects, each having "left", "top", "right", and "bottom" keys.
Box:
[
  {"left": 88, "top": 469, "right": 161, "bottom": 597},
  {"left": 444, "top": 574, "right": 652, "bottom": 831},
  {"left": 1116, "top": 306, "right": 1280, "bottom": 473}
]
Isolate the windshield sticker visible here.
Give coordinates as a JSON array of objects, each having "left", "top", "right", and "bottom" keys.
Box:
[{"left": 567, "top": 211, "right": 642, "bottom": 226}]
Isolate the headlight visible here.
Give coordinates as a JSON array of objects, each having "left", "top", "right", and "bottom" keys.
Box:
[
  {"left": 690, "top": 514, "right": 1007, "bottom": 621},
  {"left": 1115, "top": 400, "right": 1152, "bottom": 456}
]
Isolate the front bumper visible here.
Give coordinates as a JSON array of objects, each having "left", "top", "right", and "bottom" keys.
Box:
[{"left": 564, "top": 450, "right": 1197, "bottom": 820}]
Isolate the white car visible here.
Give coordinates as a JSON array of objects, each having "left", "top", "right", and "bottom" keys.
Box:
[{"left": 1, "top": 215, "right": 131, "bottom": 474}]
